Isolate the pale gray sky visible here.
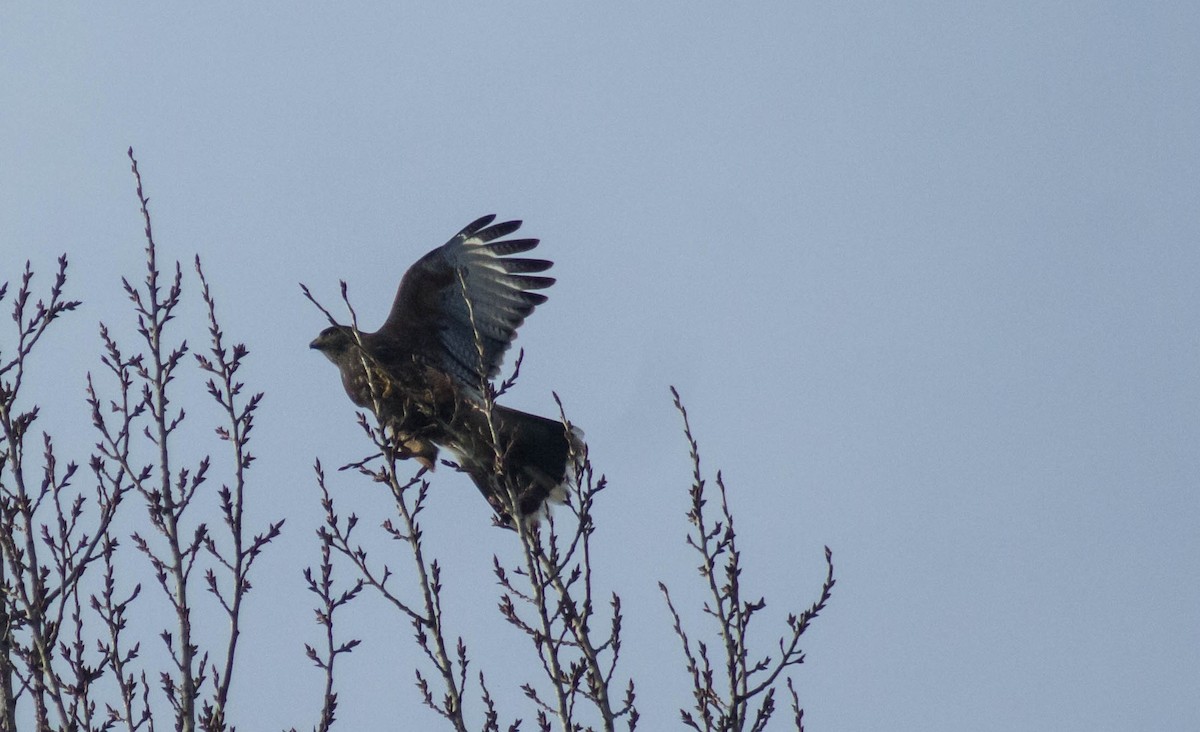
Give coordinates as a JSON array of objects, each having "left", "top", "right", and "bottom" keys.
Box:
[{"left": 3, "top": 3, "right": 1198, "bottom": 730}]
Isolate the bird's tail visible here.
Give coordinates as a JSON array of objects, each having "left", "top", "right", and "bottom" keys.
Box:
[{"left": 464, "top": 404, "right": 583, "bottom": 524}]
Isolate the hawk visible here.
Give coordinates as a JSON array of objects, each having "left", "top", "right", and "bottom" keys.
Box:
[{"left": 310, "top": 215, "right": 580, "bottom": 524}]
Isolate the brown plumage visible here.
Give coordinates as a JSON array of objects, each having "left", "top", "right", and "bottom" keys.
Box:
[{"left": 310, "top": 215, "right": 580, "bottom": 524}]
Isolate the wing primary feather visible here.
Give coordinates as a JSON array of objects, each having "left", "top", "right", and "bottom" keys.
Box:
[
  {"left": 494, "top": 257, "right": 553, "bottom": 274},
  {"left": 457, "top": 214, "right": 498, "bottom": 238},
  {"left": 466, "top": 290, "right": 540, "bottom": 312},
  {"left": 501, "top": 274, "right": 556, "bottom": 290},
  {"left": 479, "top": 239, "right": 542, "bottom": 256},
  {"left": 470, "top": 219, "right": 522, "bottom": 243}
]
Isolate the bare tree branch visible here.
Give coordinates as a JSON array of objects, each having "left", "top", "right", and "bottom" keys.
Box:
[{"left": 661, "top": 386, "right": 834, "bottom": 732}]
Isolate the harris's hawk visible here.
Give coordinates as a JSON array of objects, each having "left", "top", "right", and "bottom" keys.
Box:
[{"left": 310, "top": 215, "right": 580, "bottom": 524}]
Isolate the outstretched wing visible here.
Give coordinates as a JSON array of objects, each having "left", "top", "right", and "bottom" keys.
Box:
[{"left": 379, "top": 215, "right": 555, "bottom": 390}]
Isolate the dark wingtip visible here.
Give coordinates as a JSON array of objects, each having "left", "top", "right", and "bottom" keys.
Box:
[
  {"left": 461, "top": 214, "right": 498, "bottom": 237},
  {"left": 479, "top": 219, "right": 523, "bottom": 241},
  {"left": 512, "top": 275, "right": 556, "bottom": 290}
]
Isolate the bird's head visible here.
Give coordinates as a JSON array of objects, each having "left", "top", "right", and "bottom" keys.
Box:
[{"left": 309, "top": 325, "right": 358, "bottom": 363}]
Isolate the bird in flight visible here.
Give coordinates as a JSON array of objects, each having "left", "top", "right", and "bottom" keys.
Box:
[{"left": 310, "top": 215, "right": 580, "bottom": 525}]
